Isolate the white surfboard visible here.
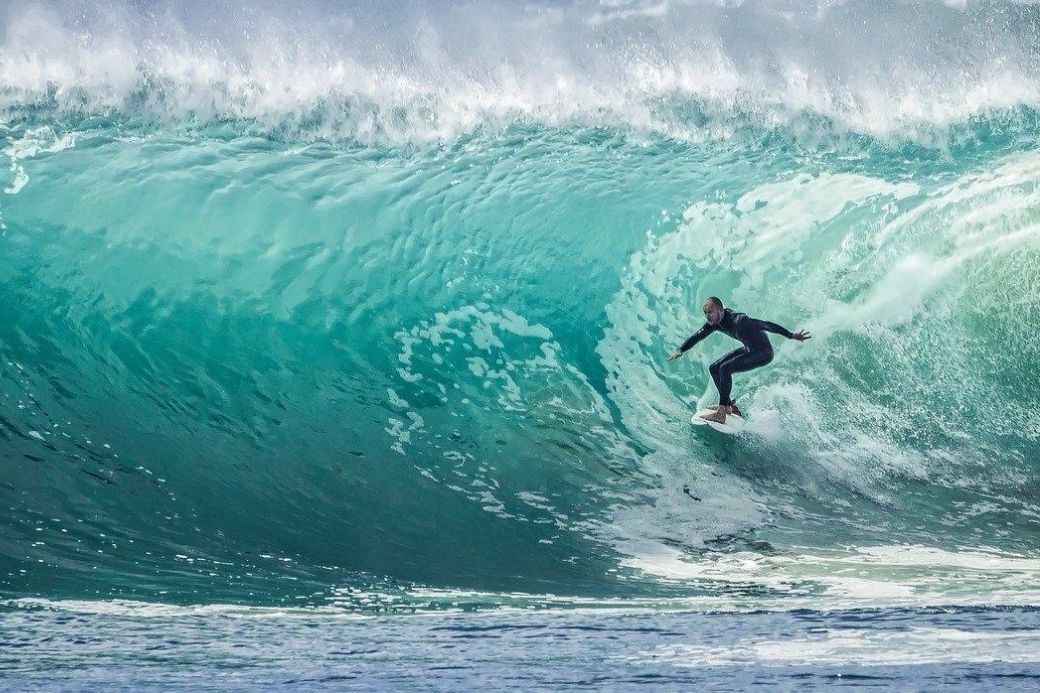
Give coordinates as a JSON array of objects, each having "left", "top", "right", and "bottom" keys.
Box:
[{"left": 690, "top": 408, "right": 746, "bottom": 435}]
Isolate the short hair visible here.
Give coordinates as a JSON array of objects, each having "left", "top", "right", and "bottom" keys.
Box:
[{"left": 703, "top": 296, "right": 723, "bottom": 310}]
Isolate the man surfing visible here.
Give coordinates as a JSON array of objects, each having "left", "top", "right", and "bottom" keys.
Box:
[{"left": 669, "top": 297, "right": 810, "bottom": 424}]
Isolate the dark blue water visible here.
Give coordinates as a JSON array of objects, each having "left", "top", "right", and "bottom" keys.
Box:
[{"left": 4, "top": 601, "right": 1040, "bottom": 689}]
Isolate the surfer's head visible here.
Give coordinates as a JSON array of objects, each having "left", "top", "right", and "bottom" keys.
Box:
[{"left": 703, "top": 296, "right": 724, "bottom": 325}]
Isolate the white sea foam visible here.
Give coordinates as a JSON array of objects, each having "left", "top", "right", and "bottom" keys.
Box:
[
  {"left": 12, "top": 542, "right": 1040, "bottom": 616},
  {"left": 622, "top": 543, "right": 1040, "bottom": 609},
  {"left": 1, "top": 1, "right": 1038, "bottom": 143},
  {"left": 638, "top": 626, "right": 1040, "bottom": 667}
]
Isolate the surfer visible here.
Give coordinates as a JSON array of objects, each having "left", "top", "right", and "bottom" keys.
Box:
[{"left": 668, "top": 297, "right": 810, "bottom": 424}]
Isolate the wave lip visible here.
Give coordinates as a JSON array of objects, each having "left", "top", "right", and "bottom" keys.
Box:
[{"left": 3, "top": 1, "right": 1040, "bottom": 142}]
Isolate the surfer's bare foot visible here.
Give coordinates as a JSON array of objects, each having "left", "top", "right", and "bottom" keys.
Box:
[{"left": 700, "top": 405, "right": 730, "bottom": 424}]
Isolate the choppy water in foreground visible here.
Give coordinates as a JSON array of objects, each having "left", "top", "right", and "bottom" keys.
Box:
[{"left": 5, "top": 601, "right": 1040, "bottom": 690}]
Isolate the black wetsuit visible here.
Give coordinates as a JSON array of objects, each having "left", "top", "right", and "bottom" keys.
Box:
[{"left": 679, "top": 308, "right": 795, "bottom": 406}]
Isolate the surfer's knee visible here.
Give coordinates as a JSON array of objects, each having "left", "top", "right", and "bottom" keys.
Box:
[{"left": 746, "top": 351, "right": 773, "bottom": 371}]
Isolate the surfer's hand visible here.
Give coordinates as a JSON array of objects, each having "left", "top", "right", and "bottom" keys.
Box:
[
  {"left": 668, "top": 349, "right": 684, "bottom": 361},
  {"left": 792, "top": 329, "right": 811, "bottom": 341}
]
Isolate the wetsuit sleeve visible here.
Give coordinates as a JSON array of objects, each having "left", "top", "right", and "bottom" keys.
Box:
[
  {"left": 749, "top": 318, "right": 795, "bottom": 339},
  {"left": 679, "top": 323, "right": 716, "bottom": 352}
]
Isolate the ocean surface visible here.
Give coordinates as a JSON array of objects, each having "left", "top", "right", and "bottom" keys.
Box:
[{"left": 3, "top": 0, "right": 1040, "bottom": 688}]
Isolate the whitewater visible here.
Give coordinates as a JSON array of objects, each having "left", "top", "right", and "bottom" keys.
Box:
[{"left": 2, "top": 0, "right": 1040, "bottom": 687}]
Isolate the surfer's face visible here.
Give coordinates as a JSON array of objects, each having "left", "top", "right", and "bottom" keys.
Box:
[{"left": 703, "top": 303, "right": 724, "bottom": 325}]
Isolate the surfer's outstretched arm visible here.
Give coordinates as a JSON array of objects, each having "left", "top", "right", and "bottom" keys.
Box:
[
  {"left": 668, "top": 322, "right": 716, "bottom": 360},
  {"left": 751, "top": 318, "right": 811, "bottom": 341}
]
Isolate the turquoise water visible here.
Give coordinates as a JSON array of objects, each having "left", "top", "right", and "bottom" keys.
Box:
[{"left": 3, "top": 0, "right": 1040, "bottom": 685}]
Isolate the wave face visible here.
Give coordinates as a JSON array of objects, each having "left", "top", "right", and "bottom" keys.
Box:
[{"left": 3, "top": 0, "right": 1040, "bottom": 608}]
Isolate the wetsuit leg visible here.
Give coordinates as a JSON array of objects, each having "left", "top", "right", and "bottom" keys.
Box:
[
  {"left": 709, "top": 347, "right": 747, "bottom": 404},
  {"left": 710, "top": 347, "right": 773, "bottom": 406}
]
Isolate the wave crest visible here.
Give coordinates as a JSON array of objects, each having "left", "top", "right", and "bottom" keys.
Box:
[{"left": 3, "top": 1, "right": 1040, "bottom": 143}]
